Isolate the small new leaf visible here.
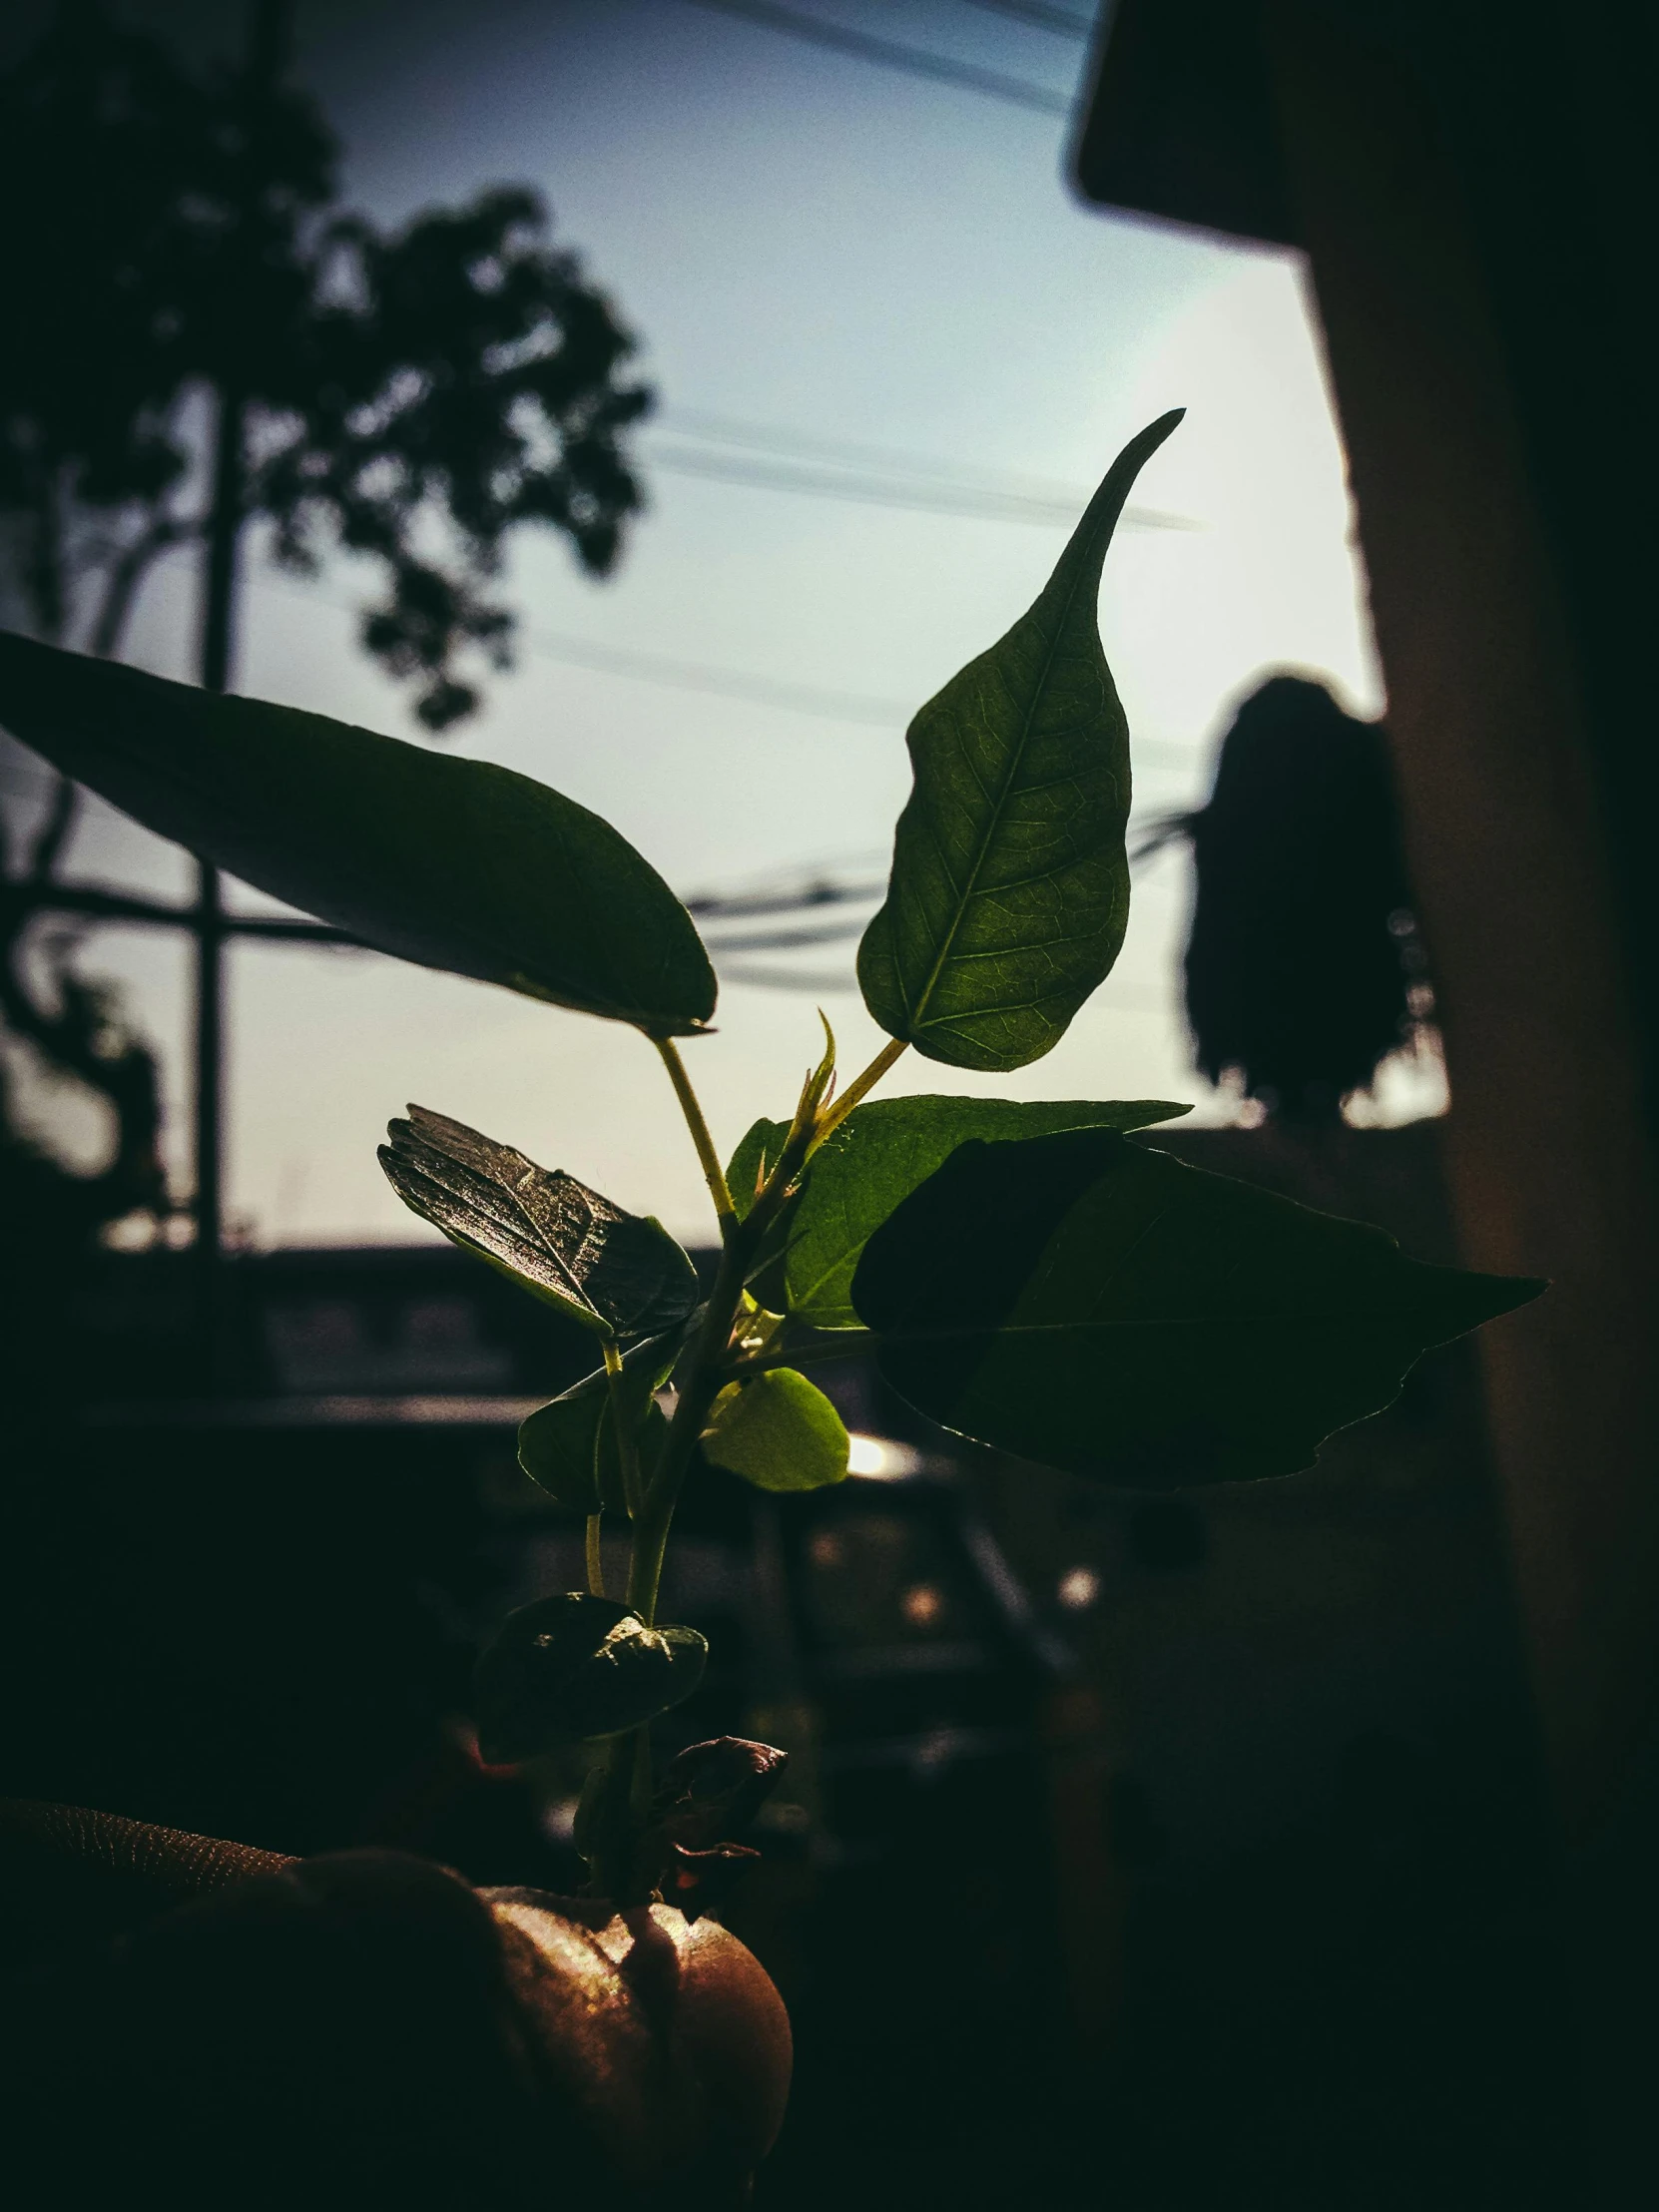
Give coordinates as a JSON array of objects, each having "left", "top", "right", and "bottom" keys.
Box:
[
  {"left": 474, "top": 1592, "right": 708, "bottom": 1760},
  {"left": 851, "top": 1129, "right": 1545, "bottom": 1485},
  {"left": 379, "top": 1106, "right": 699, "bottom": 1340},
  {"left": 0, "top": 634, "right": 715, "bottom": 1034},
  {"left": 726, "top": 1119, "right": 785, "bottom": 1225},
  {"left": 857, "top": 411, "right": 1183, "bottom": 1071},
  {"left": 703, "top": 1368, "right": 849, "bottom": 1492}
]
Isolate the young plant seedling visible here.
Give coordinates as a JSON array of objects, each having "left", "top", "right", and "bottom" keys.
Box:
[{"left": 0, "top": 409, "right": 1544, "bottom": 1910}]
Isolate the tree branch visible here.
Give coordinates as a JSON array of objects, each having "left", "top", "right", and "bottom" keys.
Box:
[
  {"left": 88, "top": 511, "right": 192, "bottom": 660},
  {"left": 25, "top": 774, "right": 78, "bottom": 885}
]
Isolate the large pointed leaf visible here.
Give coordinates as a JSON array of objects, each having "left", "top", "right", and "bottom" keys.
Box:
[
  {"left": 851, "top": 1128, "right": 1544, "bottom": 1485},
  {"left": 474, "top": 1593, "right": 708, "bottom": 1759},
  {"left": 772, "top": 1094, "right": 1190, "bottom": 1329},
  {"left": 857, "top": 411, "right": 1182, "bottom": 1071},
  {"left": 0, "top": 633, "right": 715, "bottom": 1034},
  {"left": 379, "top": 1105, "right": 699, "bottom": 1340},
  {"left": 703, "top": 1368, "right": 849, "bottom": 1492}
]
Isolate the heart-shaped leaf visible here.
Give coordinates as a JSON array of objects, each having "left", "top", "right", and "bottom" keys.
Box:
[
  {"left": 517, "top": 1331, "right": 682, "bottom": 1512},
  {"left": 857, "top": 411, "right": 1182, "bottom": 1071},
  {"left": 379, "top": 1105, "right": 699, "bottom": 1340},
  {"left": 851, "top": 1128, "right": 1544, "bottom": 1485},
  {"left": 517, "top": 1390, "right": 670, "bottom": 1517},
  {"left": 473, "top": 1593, "right": 709, "bottom": 1760},
  {"left": 703, "top": 1368, "right": 849, "bottom": 1492},
  {"left": 0, "top": 633, "right": 716, "bottom": 1034},
  {"left": 735, "top": 1095, "right": 1189, "bottom": 1330}
]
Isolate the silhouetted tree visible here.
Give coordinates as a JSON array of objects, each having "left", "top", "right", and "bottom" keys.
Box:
[
  {"left": 0, "top": 0, "right": 650, "bottom": 719},
  {"left": 1153, "top": 674, "right": 1431, "bottom": 1120},
  {"left": 0, "top": 0, "right": 653, "bottom": 1260}
]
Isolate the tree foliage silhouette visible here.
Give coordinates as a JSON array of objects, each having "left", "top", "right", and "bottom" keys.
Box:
[
  {"left": 0, "top": 0, "right": 653, "bottom": 1258},
  {"left": 0, "top": 0, "right": 652, "bottom": 724}
]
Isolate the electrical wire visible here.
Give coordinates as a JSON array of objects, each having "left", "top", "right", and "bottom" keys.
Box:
[
  {"left": 958, "top": 0, "right": 1093, "bottom": 38},
  {"left": 521, "top": 622, "right": 915, "bottom": 726},
  {"left": 647, "top": 438, "right": 1193, "bottom": 530},
  {"left": 676, "top": 0, "right": 1074, "bottom": 115},
  {"left": 656, "top": 403, "right": 1103, "bottom": 502},
  {"left": 268, "top": 573, "right": 1207, "bottom": 769},
  {"left": 699, "top": 915, "right": 867, "bottom": 953}
]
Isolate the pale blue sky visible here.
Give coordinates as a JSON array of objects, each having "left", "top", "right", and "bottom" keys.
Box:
[{"left": 11, "top": 0, "right": 1405, "bottom": 1246}]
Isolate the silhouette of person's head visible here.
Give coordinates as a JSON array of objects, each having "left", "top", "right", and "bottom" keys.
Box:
[{"left": 1178, "top": 673, "right": 1420, "bottom": 1120}]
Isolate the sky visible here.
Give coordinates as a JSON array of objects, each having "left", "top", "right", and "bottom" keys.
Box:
[{"left": 6, "top": 0, "right": 1424, "bottom": 1248}]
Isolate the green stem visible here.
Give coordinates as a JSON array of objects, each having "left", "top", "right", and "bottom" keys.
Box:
[
  {"left": 583, "top": 1729, "right": 640, "bottom": 1902},
  {"left": 588, "top": 1020, "right": 861, "bottom": 1898},
  {"left": 602, "top": 1339, "right": 643, "bottom": 1519},
  {"left": 627, "top": 1239, "right": 748, "bottom": 1626},
  {"left": 718, "top": 1330, "right": 875, "bottom": 1379},
  {"left": 814, "top": 1035, "right": 907, "bottom": 1146},
  {"left": 655, "top": 1035, "right": 736, "bottom": 1234},
  {"left": 585, "top": 1512, "right": 605, "bottom": 1598}
]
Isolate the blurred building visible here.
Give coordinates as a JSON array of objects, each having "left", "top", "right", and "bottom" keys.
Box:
[{"left": 2, "top": 1109, "right": 1574, "bottom": 2206}]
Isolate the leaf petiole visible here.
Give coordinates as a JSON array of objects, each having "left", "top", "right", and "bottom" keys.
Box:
[
  {"left": 602, "top": 1337, "right": 643, "bottom": 1519},
  {"left": 814, "top": 1036, "right": 907, "bottom": 1147},
  {"left": 585, "top": 1511, "right": 606, "bottom": 1598},
  {"left": 720, "top": 1331, "right": 875, "bottom": 1380},
  {"left": 655, "top": 1034, "right": 737, "bottom": 1234}
]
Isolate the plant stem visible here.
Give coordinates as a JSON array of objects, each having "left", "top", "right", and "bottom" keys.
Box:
[
  {"left": 585, "top": 1513, "right": 606, "bottom": 1597},
  {"left": 584, "top": 1730, "right": 639, "bottom": 1903},
  {"left": 654, "top": 1035, "right": 736, "bottom": 1233},
  {"left": 602, "top": 1339, "right": 643, "bottom": 1518},
  {"left": 719, "top": 1330, "right": 875, "bottom": 1379},
  {"left": 591, "top": 1019, "right": 883, "bottom": 1898},
  {"left": 815, "top": 1035, "right": 907, "bottom": 1143},
  {"left": 626, "top": 1197, "right": 766, "bottom": 1625}
]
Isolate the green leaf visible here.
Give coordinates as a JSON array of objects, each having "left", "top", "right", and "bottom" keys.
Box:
[
  {"left": 703, "top": 1369, "right": 849, "bottom": 1492},
  {"left": 379, "top": 1105, "right": 699, "bottom": 1340},
  {"left": 473, "top": 1593, "right": 709, "bottom": 1760},
  {"left": 724, "top": 1116, "right": 797, "bottom": 1309},
  {"left": 857, "top": 411, "right": 1182, "bottom": 1071},
  {"left": 726, "top": 1118, "right": 787, "bottom": 1225},
  {"left": 0, "top": 633, "right": 715, "bottom": 1034},
  {"left": 518, "top": 1330, "right": 683, "bottom": 1512},
  {"left": 517, "top": 1389, "right": 670, "bottom": 1517},
  {"left": 851, "top": 1129, "right": 1545, "bottom": 1485},
  {"left": 774, "top": 1094, "right": 1190, "bottom": 1329}
]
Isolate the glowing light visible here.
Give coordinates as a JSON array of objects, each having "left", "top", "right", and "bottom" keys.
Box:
[
  {"left": 901, "top": 1582, "right": 943, "bottom": 1627},
  {"left": 846, "top": 1432, "right": 920, "bottom": 1480},
  {"left": 1057, "top": 1565, "right": 1100, "bottom": 1611}
]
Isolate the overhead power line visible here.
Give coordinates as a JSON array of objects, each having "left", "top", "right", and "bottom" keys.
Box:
[
  {"left": 717, "top": 959, "right": 865, "bottom": 993},
  {"left": 514, "top": 627, "right": 1201, "bottom": 771},
  {"left": 650, "top": 440, "right": 1081, "bottom": 524},
  {"left": 698, "top": 915, "right": 867, "bottom": 954},
  {"left": 683, "top": 872, "right": 886, "bottom": 919},
  {"left": 647, "top": 438, "right": 1194, "bottom": 531},
  {"left": 268, "top": 573, "right": 1206, "bottom": 766},
  {"left": 658, "top": 403, "right": 1108, "bottom": 504},
  {"left": 959, "top": 0, "right": 1093, "bottom": 38},
  {"left": 677, "top": 0, "right": 1073, "bottom": 116},
  {"left": 522, "top": 623, "right": 915, "bottom": 727}
]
